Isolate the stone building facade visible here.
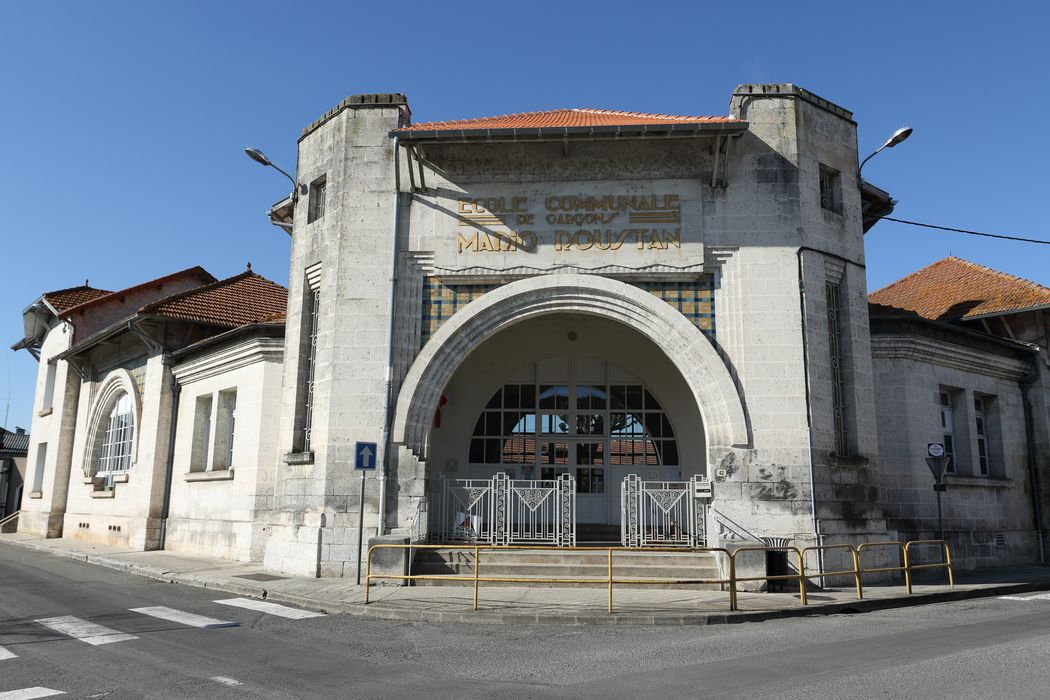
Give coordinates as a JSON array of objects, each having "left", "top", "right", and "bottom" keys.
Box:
[
  {"left": 10, "top": 83, "right": 1048, "bottom": 579},
  {"left": 868, "top": 257, "right": 1050, "bottom": 569},
  {"left": 261, "top": 84, "right": 894, "bottom": 578}
]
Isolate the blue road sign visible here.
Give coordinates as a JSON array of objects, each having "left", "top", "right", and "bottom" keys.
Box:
[{"left": 355, "top": 441, "right": 378, "bottom": 470}]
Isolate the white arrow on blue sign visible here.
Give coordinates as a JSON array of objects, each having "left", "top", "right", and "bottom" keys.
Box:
[{"left": 355, "top": 442, "right": 378, "bottom": 470}]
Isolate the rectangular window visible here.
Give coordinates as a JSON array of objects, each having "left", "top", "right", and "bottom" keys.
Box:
[
  {"left": 826, "top": 282, "right": 849, "bottom": 456},
  {"left": 940, "top": 391, "right": 956, "bottom": 474},
  {"left": 307, "top": 175, "right": 327, "bottom": 224},
  {"left": 819, "top": 164, "right": 842, "bottom": 214},
  {"left": 974, "top": 396, "right": 990, "bottom": 476},
  {"left": 32, "top": 442, "right": 47, "bottom": 492},
  {"left": 214, "top": 389, "right": 237, "bottom": 470},
  {"left": 41, "top": 362, "right": 57, "bottom": 412},
  {"left": 190, "top": 394, "right": 213, "bottom": 472}
]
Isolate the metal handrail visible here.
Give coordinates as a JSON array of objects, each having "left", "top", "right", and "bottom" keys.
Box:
[
  {"left": 729, "top": 545, "right": 808, "bottom": 607},
  {"left": 800, "top": 543, "right": 863, "bottom": 599},
  {"left": 363, "top": 539, "right": 955, "bottom": 613},
  {"left": 857, "top": 540, "right": 911, "bottom": 592},
  {"left": 365, "top": 543, "right": 735, "bottom": 612},
  {"left": 0, "top": 510, "right": 19, "bottom": 529},
  {"left": 904, "top": 539, "right": 955, "bottom": 592}
]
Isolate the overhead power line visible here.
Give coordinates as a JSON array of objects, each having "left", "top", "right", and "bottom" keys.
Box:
[{"left": 883, "top": 217, "right": 1050, "bottom": 246}]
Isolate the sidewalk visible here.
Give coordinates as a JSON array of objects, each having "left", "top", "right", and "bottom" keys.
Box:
[{"left": 4, "top": 531, "right": 1050, "bottom": 626}]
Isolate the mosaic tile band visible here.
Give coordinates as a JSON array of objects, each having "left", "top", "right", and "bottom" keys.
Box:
[{"left": 421, "top": 276, "right": 715, "bottom": 347}]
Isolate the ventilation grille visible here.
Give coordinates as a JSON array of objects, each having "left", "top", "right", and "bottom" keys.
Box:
[{"left": 994, "top": 532, "right": 1006, "bottom": 547}]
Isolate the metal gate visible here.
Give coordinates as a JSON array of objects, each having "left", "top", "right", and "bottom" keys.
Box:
[
  {"left": 434, "top": 473, "right": 576, "bottom": 546},
  {"left": 621, "top": 474, "right": 708, "bottom": 547}
]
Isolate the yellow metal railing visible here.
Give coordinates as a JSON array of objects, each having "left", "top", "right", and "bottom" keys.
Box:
[
  {"left": 904, "top": 539, "right": 955, "bottom": 592},
  {"left": 363, "top": 539, "right": 954, "bottom": 613}
]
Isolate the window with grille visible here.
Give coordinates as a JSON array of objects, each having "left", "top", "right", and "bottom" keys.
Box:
[
  {"left": 294, "top": 285, "right": 321, "bottom": 453},
  {"left": 819, "top": 164, "right": 842, "bottom": 214},
  {"left": 826, "top": 282, "right": 849, "bottom": 456},
  {"left": 97, "top": 393, "right": 134, "bottom": 475},
  {"left": 307, "top": 175, "right": 327, "bottom": 224}
]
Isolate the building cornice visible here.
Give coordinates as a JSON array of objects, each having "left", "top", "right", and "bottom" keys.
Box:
[
  {"left": 171, "top": 337, "right": 284, "bottom": 384},
  {"left": 870, "top": 334, "right": 1031, "bottom": 381}
]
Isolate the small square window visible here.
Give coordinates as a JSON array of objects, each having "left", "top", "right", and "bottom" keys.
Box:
[
  {"left": 819, "top": 165, "right": 842, "bottom": 214},
  {"left": 307, "top": 175, "right": 327, "bottom": 224}
]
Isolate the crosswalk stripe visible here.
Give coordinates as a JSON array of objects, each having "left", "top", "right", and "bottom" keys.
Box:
[
  {"left": 129, "top": 606, "right": 238, "bottom": 629},
  {"left": 1000, "top": 593, "right": 1050, "bottom": 601},
  {"left": 34, "top": 616, "right": 138, "bottom": 646},
  {"left": 214, "top": 597, "right": 325, "bottom": 619},
  {"left": 0, "top": 646, "right": 16, "bottom": 661},
  {"left": 0, "top": 689, "right": 65, "bottom": 700}
]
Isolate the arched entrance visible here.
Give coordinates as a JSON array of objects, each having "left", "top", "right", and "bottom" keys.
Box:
[{"left": 391, "top": 274, "right": 750, "bottom": 538}]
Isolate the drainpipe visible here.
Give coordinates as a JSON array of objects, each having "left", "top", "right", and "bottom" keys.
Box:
[
  {"left": 1020, "top": 367, "right": 1046, "bottom": 564},
  {"left": 796, "top": 249, "right": 824, "bottom": 580},
  {"left": 157, "top": 369, "right": 181, "bottom": 550},
  {"left": 377, "top": 134, "right": 403, "bottom": 537}
]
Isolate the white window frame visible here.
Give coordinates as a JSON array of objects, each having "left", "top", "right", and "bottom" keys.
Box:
[
  {"left": 974, "top": 396, "right": 990, "bottom": 477},
  {"left": 96, "top": 393, "right": 135, "bottom": 476},
  {"left": 939, "top": 391, "right": 956, "bottom": 475}
]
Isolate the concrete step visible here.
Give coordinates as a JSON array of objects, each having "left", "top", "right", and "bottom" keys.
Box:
[
  {"left": 409, "top": 547, "right": 724, "bottom": 589},
  {"left": 413, "top": 549, "right": 720, "bottom": 568}
]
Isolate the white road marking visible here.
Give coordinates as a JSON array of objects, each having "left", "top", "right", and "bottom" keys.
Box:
[
  {"left": 214, "top": 597, "right": 325, "bottom": 619},
  {"left": 0, "top": 646, "right": 16, "bottom": 661},
  {"left": 129, "top": 606, "right": 238, "bottom": 629},
  {"left": 34, "top": 616, "right": 138, "bottom": 646},
  {"left": 0, "top": 689, "right": 65, "bottom": 700},
  {"left": 210, "top": 677, "right": 242, "bottom": 687},
  {"left": 1000, "top": 593, "right": 1050, "bottom": 601}
]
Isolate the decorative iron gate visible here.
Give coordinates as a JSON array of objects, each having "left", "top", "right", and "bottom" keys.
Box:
[
  {"left": 434, "top": 473, "right": 576, "bottom": 546},
  {"left": 621, "top": 474, "right": 708, "bottom": 548}
]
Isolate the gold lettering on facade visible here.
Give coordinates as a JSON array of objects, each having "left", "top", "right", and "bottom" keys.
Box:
[{"left": 455, "top": 193, "right": 684, "bottom": 255}]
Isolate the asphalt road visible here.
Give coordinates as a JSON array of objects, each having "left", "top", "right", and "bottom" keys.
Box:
[{"left": 2, "top": 543, "right": 1050, "bottom": 699}]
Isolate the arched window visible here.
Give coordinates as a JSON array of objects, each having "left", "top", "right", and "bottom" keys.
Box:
[
  {"left": 468, "top": 381, "right": 678, "bottom": 468},
  {"left": 97, "top": 392, "right": 134, "bottom": 475}
]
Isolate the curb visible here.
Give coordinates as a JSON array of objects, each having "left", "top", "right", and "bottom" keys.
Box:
[{"left": 5, "top": 538, "right": 1050, "bottom": 625}]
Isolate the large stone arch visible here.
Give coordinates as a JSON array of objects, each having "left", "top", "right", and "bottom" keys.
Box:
[{"left": 392, "top": 274, "right": 749, "bottom": 468}]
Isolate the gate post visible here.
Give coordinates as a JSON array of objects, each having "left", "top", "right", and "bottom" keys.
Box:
[
  {"left": 557, "top": 472, "right": 576, "bottom": 546},
  {"left": 492, "top": 473, "right": 509, "bottom": 546},
  {"left": 622, "top": 474, "right": 641, "bottom": 547}
]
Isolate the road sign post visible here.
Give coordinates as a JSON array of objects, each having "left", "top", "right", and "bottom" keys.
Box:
[
  {"left": 354, "top": 442, "right": 378, "bottom": 585},
  {"left": 926, "top": 443, "right": 949, "bottom": 543}
]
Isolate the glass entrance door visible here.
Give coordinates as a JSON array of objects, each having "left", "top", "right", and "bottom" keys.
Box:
[{"left": 468, "top": 366, "right": 681, "bottom": 526}]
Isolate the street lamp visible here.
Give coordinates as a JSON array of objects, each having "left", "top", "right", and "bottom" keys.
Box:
[
  {"left": 244, "top": 147, "right": 307, "bottom": 197},
  {"left": 858, "top": 126, "right": 913, "bottom": 182}
]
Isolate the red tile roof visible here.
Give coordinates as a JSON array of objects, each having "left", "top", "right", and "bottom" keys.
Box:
[
  {"left": 395, "top": 108, "right": 739, "bottom": 133},
  {"left": 60, "top": 266, "right": 217, "bottom": 317},
  {"left": 42, "top": 285, "right": 112, "bottom": 313},
  {"left": 869, "top": 257, "right": 1050, "bottom": 320},
  {"left": 140, "top": 271, "right": 288, "bottom": 328}
]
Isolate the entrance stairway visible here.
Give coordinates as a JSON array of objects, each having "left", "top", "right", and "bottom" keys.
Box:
[{"left": 410, "top": 546, "right": 724, "bottom": 589}]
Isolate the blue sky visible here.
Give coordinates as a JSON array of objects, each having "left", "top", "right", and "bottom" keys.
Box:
[{"left": 2, "top": 1, "right": 1048, "bottom": 430}]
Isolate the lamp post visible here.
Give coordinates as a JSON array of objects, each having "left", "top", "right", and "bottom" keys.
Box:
[
  {"left": 244, "top": 147, "right": 307, "bottom": 198},
  {"left": 858, "top": 126, "right": 913, "bottom": 183}
]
